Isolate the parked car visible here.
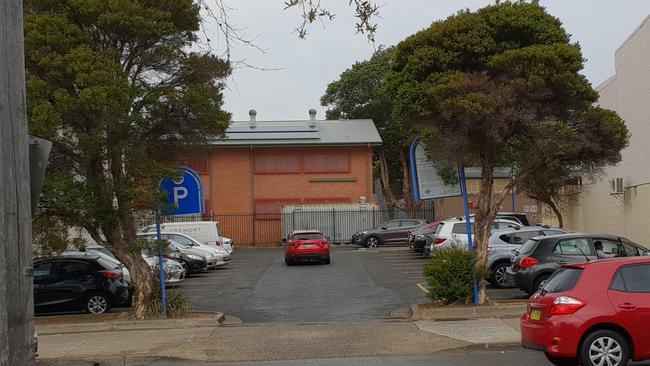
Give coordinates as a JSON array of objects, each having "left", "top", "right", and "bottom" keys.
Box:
[
  {"left": 141, "top": 254, "right": 186, "bottom": 284},
  {"left": 138, "top": 233, "right": 213, "bottom": 273},
  {"left": 139, "top": 232, "right": 231, "bottom": 267},
  {"left": 408, "top": 222, "right": 440, "bottom": 254},
  {"left": 521, "top": 257, "right": 650, "bottom": 366},
  {"left": 352, "top": 219, "right": 429, "bottom": 248},
  {"left": 487, "top": 226, "right": 567, "bottom": 288},
  {"left": 63, "top": 249, "right": 132, "bottom": 287},
  {"left": 33, "top": 254, "right": 130, "bottom": 314},
  {"left": 144, "top": 221, "right": 233, "bottom": 254},
  {"left": 423, "top": 217, "right": 523, "bottom": 256},
  {"left": 508, "top": 233, "right": 650, "bottom": 294},
  {"left": 284, "top": 230, "right": 330, "bottom": 265}
]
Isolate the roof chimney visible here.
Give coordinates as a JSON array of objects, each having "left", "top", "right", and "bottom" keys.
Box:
[
  {"left": 308, "top": 109, "right": 317, "bottom": 128},
  {"left": 249, "top": 109, "right": 257, "bottom": 128}
]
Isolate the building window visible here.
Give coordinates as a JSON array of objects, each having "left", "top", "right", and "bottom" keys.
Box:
[
  {"left": 255, "top": 199, "right": 301, "bottom": 219},
  {"left": 304, "top": 153, "right": 350, "bottom": 173},
  {"left": 254, "top": 154, "right": 301, "bottom": 174}
]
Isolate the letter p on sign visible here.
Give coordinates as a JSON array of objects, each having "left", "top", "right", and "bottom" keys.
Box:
[{"left": 173, "top": 187, "right": 188, "bottom": 204}]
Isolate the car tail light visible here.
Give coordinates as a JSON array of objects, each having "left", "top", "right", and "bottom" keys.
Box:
[
  {"left": 519, "top": 256, "right": 539, "bottom": 269},
  {"left": 101, "top": 270, "right": 121, "bottom": 279},
  {"left": 434, "top": 237, "right": 446, "bottom": 245},
  {"left": 487, "top": 247, "right": 492, "bottom": 253},
  {"left": 216, "top": 240, "right": 222, "bottom": 246},
  {"left": 163, "top": 253, "right": 174, "bottom": 259},
  {"left": 550, "top": 296, "right": 585, "bottom": 315}
]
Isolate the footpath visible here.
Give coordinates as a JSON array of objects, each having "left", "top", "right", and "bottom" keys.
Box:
[{"left": 36, "top": 304, "right": 526, "bottom": 365}]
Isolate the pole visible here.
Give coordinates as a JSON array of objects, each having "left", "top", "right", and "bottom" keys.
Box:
[
  {"left": 459, "top": 162, "right": 479, "bottom": 307},
  {"left": 510, "top": 167, "right": 517, "bottom": 212},
  {"left": 155, "top": 210, "right": 168, "bottom": 316},
  {"left": 1, "top": 1, "right": 35, "bottom": 364}
]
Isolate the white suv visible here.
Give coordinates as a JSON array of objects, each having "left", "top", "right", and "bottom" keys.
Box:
[{"left": 426, "top": 217, "right": 522, "bottom": 256}]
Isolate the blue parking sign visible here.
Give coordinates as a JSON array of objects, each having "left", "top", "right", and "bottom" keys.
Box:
[{"left": 160, "top": 166, "right": 205, "bottom": 216}]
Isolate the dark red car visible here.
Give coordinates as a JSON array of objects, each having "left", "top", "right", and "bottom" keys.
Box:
[
  {"left": 521, "top": 256, "right": 650, "bottom": 366},
  {"left": 284, "top": 230, "right": 330, "bottom": 265}
]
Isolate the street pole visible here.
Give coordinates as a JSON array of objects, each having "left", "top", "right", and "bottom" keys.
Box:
[
  {"left": 511, "top": 166, "right": 516, "bottom": 211},
  {"left": 154, "top": 210, "right": 168, "bottom": 316},
  {"left": 459, "top": 162, "right": 479, "bottom": 307},
  {"left": 1, "top": 1, "right": 36, "bottom": 364}
]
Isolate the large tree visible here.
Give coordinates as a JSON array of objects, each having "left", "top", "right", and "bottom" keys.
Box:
[
  {"left": 25, "top": 0, "right": 231, "bottom": 318},
  {"left": 321, "top": 48, "right": 422, "bottom": 211},
  {"left": 390, "top": 1, "right": 628, "bottom": 302}
]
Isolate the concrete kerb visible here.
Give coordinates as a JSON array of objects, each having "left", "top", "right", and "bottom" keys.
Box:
[
  {"left": 410, "top": 302, "right": 527, "bottom": 321},
  {"left": 36, "top": 311, "right": 225, "bottom": 335}
]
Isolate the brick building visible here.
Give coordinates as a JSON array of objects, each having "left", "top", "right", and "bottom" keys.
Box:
[{"left": 181, "top": 109, "right": 382, "bottom": 246}]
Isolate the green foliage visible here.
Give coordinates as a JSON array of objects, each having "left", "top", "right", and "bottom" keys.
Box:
[
  {"left": 423, "top": 247, "right": 487, "bottom": 304},
  {"left": 25, "top": 0, "right": 231, "bottom": 316},
  {"left": 143, "top": 286, "right": 189, "bottom": 319}
]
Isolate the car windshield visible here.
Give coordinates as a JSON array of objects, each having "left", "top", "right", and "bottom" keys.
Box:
[
  {"left": 542, "top": 268, "right": 583, "bottom": 293},
  {"left": 518, "top": 239, "right": 540, "bottom": 255},
  {"left": 292, "top": 233, "right": 323, "bottom": 240}
]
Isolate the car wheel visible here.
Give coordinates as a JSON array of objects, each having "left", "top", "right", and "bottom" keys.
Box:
[
  {"left": 285, "top": 258, "right": 293, "bottom": 266},
  {"left": 532, "top": 274, "right": 550, "bottom": 294},
  {"left": 490, "top": 262, "right": 511, "bottom": 289},
  {"left": 85, "top": 293, "right": 111, "bottom": 315},
  {"left": 323, "top": 257, "right": 330, "bottom": 265},
  {"left": 545, "top": 354, "right": 578, "bottom": 366},
  {"left": 183, "top": 262, "right": 191, "bottom": 278},
  {"left": 580, "top": 329, "right": 629, "bottom": 366},
  {"left": 365, "top": 236, "right": 380, "bottom": 248}
]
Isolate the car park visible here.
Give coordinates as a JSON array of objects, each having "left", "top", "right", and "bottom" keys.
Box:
[
  {"left": 423, "top": 217, "right": 522, "bottom": 256},
  {"left": 408, "top": 222, "right": 440, "bottom": 254},
  {"left": 352, "top": 219, "right": 429, "bottom": 248},
  {"left": 139, "top": 232, "right": 231, "bottom": 267},
  {"left": 487, "top": 227, "right": 567, "bottom": 288},
  {"left": 284, "top": 230, "right": 331, "bottom": 265},
  {"left": 521, "top": 257, "right": 650, "bottom": 366},
  {"left": 144, "top": 221, "right": 233, "bottom": 254},
  {"left": 508, "top": 233, "right": 650, "bottom": 294},
  {"left": 33, "top": 254, "right": 130, "bottom": 314}
]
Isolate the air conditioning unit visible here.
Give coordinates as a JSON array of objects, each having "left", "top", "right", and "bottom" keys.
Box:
[{"left": 610, "top": 177, "right": 624, "bottom": 195}]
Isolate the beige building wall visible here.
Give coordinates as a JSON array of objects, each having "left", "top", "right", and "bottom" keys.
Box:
[{"left": 571, "top": 15, "right": 650, "bottom": 245}]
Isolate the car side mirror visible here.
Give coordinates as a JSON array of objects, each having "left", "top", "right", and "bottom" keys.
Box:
[{"left": 381, "top": 226, "right": 387, "bottom": 230}]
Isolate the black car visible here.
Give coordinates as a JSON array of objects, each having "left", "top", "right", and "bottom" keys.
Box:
[
  {"left": 351, "top": 219, "right": 429, "bottom": 247},
  {"left": 33, "top": 255, "right": 130, "bottom": 314},
  {"left": 408, "top": 222, "right": 439, "bottom": 254},
  {"left": 507, "top": 233, "right": 650, "bottom": 294}
]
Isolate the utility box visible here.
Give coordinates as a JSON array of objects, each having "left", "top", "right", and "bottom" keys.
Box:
[{"left": 282, "top": 203, "right": 381, "bottom": 244}]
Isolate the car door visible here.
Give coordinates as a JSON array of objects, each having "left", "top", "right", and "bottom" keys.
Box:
[
  {"left": 551, "top": 237, "right": 596, "bottom": 268},
  {"left": 54, "top": 260, "right": 99, "bottom": 309},
  {"left": 593, "top": 237, "right": 623, "bottom": 258},
  {"left": 378, "top": 220, "right": 403, "bottom": 243},
  {"left": 33, "top": 261, "right": 58, "bottom": 309},
  {"left": 607, "top": 263, "right": 650, "bottom": 358}
]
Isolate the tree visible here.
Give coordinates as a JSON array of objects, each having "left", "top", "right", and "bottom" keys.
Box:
[
  {"left": 25, "top": 0, "right": 231, "bottom": 318},
  {"left": 321, "top": 48, "right": 422, "bottom": 211},
  {"left": 390, "top": 1, "right": 629, "bottom": 303}
]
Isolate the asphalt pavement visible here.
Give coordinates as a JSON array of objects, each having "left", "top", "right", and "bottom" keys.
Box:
[{"left": 173, "top": 246, "right": 429, "bottom": 323}]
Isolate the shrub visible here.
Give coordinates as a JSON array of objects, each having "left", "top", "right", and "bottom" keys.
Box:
[
  {"left": 423, "top": 246, "right": 487, "bottom": 304},
  {"left": 143, "top": 283, "right": 189, "bottom": 319}
]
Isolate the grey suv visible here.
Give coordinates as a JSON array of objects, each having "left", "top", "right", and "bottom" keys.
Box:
[
  {"left": 507, "top": 233, "right": 650, "bottom": 294},
  {"left": 352, "top": 219, "right": 428, "bottom": 247},
  {"left": 487, "top": 227, "right": 566, "bottom": 288}
]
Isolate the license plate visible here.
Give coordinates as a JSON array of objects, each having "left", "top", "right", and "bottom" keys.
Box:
[
  {"left": 530, "top": 309, "right": 541, "bottom": 321},
  {"left": 303, "top": 244, "right": 313, "bottom": 248}
]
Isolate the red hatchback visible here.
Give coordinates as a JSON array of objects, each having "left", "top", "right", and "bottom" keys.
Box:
[
  {"left": 521, "top": 256, "right": 650, "bottom": 366},
  {"left": 284, "top": 230, "right": 330, "bottom": 265}
]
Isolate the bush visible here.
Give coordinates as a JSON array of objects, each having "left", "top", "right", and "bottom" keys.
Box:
[
  {"left": 143, "top": 283, "right": 189, "bottom": 319},
  {"left": 423, "top": 246, "right": 487, "bottom": 305}
]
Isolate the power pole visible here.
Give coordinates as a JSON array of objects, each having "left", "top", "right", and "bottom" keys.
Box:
[{"left": 1, "top": 1, "right": 35, "bottom": 365}]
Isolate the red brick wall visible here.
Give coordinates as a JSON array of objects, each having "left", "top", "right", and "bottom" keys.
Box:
[{"left": 206, "top": 146, "right": 374, "bottom": 246}]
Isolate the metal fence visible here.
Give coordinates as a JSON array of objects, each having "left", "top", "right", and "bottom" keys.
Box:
[{"left": 135, "top": 208, "right": 434, "bottom": 248}]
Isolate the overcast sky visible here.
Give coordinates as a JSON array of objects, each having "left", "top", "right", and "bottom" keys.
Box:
[{"left": 213, "top": 1, "right": 650, "bottom": 121}]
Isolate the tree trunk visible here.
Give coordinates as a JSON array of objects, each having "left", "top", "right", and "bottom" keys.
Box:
[
  {"left": 111, "top": 247, "right": 155, "bottom": 320},
  {"left": 377, "top": 149, "right": 406, "bottom": 210},
  {"left": 399, "top": 149, "right": 418, "bottom": 217},
  {"left": 473, "top": 163, "right": 497, "bottom": 305},
  {"left": 548, "top": 199, "right": 564, "bottom": 228}
]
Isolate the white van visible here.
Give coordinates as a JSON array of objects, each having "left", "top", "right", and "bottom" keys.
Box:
[{"left": 144, "top": 221, "right": 233, "bottom": 254}]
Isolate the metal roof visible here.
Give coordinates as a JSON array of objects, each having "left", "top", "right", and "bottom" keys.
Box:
[{"left": 209, "top": 118, "right": 382, "bottom": 147}]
